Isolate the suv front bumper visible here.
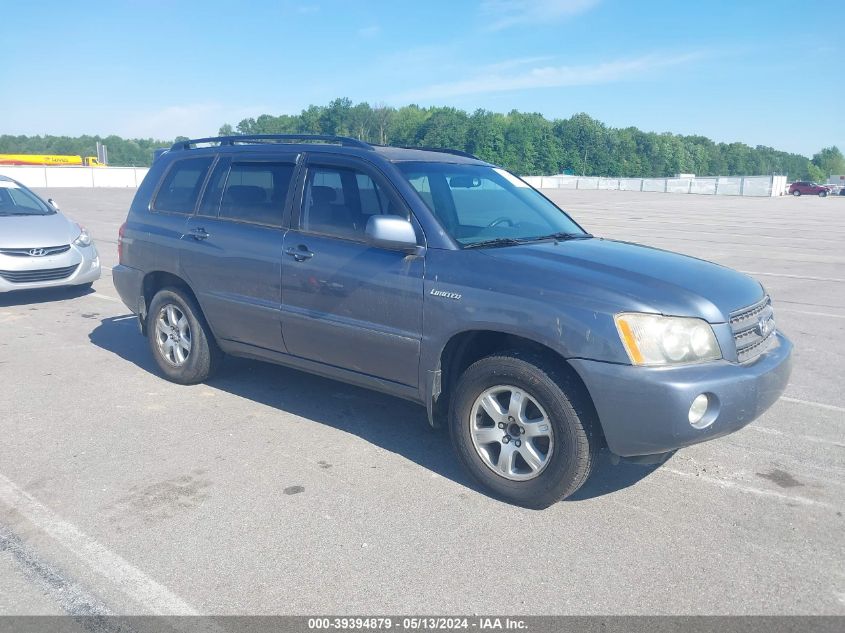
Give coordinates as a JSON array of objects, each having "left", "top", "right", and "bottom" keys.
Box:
[{"left": 569, "top": 333, "right": 793, "bottom": 457}]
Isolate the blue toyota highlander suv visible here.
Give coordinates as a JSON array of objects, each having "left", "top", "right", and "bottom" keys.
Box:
[{"left": 113, "top": 134, "right": 792, "bottom": 508}]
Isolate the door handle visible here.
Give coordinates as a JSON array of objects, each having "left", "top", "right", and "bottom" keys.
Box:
[
  {"left": 189, "top": 227, "right": 210, "bottom": 241},
  {"left": 285, "top": 246, "right": 314, "bottom": 262}
]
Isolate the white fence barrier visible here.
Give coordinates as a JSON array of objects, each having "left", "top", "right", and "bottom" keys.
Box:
[
  {"left": 1, "top": 165, "right": 790, "bottom": 196},
  {"left": 523, "top": 174, "right": 788, "bottom": 197},
  {"left": 690, "top": 178, "right": 717, "bottom": 195},
  {"left": 0, "top": 165, "right": 149, "bottom": 188}
]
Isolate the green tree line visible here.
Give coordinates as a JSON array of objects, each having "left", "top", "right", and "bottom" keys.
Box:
[
  {"left": 3, "top": 98, "right": 843, "bottom": 180},
  {"left": 222, "top": 99, "right": 841, "bottom": 180},
  {"left": 0, "top": 134, "right": 170, "bottom": 168}
]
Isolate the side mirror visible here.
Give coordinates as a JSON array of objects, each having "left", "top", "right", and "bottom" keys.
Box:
[
  {"left": 47, "top": 198, "right": 60, "bottom": 210},
  {"left": 365, "top": 215, "right": 418, "bottom": 252}
]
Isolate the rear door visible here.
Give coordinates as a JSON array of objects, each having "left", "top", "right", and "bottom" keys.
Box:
[
  {"left": 280, "top": 154, "right": 424, "bottom": 387},
  {"left": 147, "top": 155, "right": 216, "bottom": 282},
  {"left": 181, "top": 153, "right": 298, "bottom": 353}
]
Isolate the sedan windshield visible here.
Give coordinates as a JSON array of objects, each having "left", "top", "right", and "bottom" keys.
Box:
[
  {"left": 0, "top": 182, "right": 54, "bottom": 216},
  {"left": 396, "top": 162, "right": 586, "bottom": 246}
]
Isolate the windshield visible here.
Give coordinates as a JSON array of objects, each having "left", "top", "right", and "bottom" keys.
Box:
[
  {"left": 397, "top": 162, "right": 586, "bottom": 246},
  {"left": 0, "top": 182, "right": 54, "bottom": 216}
]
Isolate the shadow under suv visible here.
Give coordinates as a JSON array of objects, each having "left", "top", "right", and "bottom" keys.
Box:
[{"left": 113, "top": 134, "right": 792, "bottom": 508}]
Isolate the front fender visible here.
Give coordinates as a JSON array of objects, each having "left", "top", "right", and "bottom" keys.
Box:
[{"left": 418, "top": 250, "right": 628, "bottom": 425}]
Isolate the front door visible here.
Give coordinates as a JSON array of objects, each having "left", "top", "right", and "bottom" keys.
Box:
[
  {"left": 181, "top": 154, "right": 298, "bottom": 353},
  {"left": 280, "top": 155, "right": 424, "bottom": 387}
]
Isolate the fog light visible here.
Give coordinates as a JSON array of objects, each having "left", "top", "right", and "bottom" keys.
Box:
[{"left": 689, "top": 394, "right": 710, "bottom": 427}]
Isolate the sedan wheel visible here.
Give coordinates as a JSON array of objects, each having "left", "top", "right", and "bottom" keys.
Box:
[{"left": 792, "top": 190, "right": 801, "bottom": 196}]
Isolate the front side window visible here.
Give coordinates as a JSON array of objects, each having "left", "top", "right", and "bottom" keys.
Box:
[
  {"left": 217, "top": 162, "right": 295, "bottom": 227},
  {"left": 396, "top": 162, "right": 585, "bottom": 246},
  {"left": 300, "top": 164, "right": 403, "bottom": 240},
  {"left": 154, "top": 157, "right": 214, "bottom": 214}
]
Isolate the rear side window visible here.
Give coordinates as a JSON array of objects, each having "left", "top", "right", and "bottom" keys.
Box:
[
  {"left": 154, "top": 157, "right": 214, "bottom": 214},
  {"left": 197, "top": 159, "right": 228, "bottom": 217},
  {"left": 218, "top": 162, "right": 295, "bottom": 227}
]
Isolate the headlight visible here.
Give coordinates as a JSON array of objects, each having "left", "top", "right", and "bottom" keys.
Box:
[
  {"left": 73, "top": 226, "right": 92, "bottom": 247},
  {"left": 614, "top": 312, "right": 722, "bottom": 366}
]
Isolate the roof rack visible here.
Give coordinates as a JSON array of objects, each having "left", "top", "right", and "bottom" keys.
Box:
[
  {"left": 395, "top": 145, "right": 480, "bottom": 160},
  {"left": 170, "top": 134, "right": 372, "bottom": 151}
]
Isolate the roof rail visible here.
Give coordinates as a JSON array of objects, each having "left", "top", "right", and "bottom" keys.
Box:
[
  {"left": 170, "top": 134, "right": 372, "bottom": 151},
  {"left": 394, "top": 145, "right": 480, "bottom": 160}
]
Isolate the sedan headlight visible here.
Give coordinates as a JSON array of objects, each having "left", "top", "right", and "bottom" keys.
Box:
[
  {"left": 614, "top": 313, "right": 721, "bottom": 366},
  {"left": 73, "top": 225, "right": 92, "bottom": 247}
]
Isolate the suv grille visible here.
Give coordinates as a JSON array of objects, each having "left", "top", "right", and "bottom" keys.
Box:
[
  {"left": 0, "top": 245, "right": 71, "bottom": 257},
  {"left": 0, "top": 264, "right": 79, "bottom": 284},
  {"left": 730, "top": 296, "right": 776, "bottom": 363}
]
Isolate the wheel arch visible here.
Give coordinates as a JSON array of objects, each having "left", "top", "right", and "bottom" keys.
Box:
[
  {"left": 139, "top": 271, "right": 202, "bottom": 336},
  {"left": 428, "top": 329, "right": 603, "bottom": 443}
]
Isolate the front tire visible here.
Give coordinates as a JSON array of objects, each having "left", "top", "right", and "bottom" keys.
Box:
[
  {"left": 449, "top": 351, "right": 599, "bottom": 509},
  {"left": 147, "top": 287, "right": 221, "bottom": 384},
  {"left": 819, "top": 191, "right": 827, "bottom": 197}
]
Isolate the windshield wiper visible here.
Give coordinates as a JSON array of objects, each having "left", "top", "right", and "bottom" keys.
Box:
[
  {"left": 526, "top": 232, "right": 592, "bottom": 243},
  {"left": 463, "top": 233, "right": 592, "bottom": 249},
  {"left": 463, "top": 237, "right": 524, "bottom": 249}
]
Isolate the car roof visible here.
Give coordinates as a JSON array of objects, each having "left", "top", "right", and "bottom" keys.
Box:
[
  {"left": 369, "top": 145, "right": 485, "bottom": 164},
  {"left": 165, "top": 135, "right": 490, "bottom": 166}
]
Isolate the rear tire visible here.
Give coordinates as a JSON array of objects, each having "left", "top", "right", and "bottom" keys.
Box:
[
  {"left": 449, "top": 351, "right": 599, "bottom": 509},
  {"left": 792, "top": 190, "right": 801, "bottom": 196},
  {"left": 147, "top": 287, "right": 221, "bottom": 384}
]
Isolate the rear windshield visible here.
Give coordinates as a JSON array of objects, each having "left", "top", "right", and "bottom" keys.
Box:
[
  {"left": 396, "top": 162, "right": 584, "bottom": 246},
  {"left": 0, "top": 181, "right": 54, "bottom": 216}
]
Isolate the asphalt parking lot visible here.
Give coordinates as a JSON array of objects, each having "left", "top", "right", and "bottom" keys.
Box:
[{"left": 1, "top": 188, "right": 843, "bottom": 616}]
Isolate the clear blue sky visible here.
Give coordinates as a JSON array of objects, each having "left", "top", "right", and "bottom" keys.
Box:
[{"left": 1, "top": 0, "right": 841, "bottom": 157}]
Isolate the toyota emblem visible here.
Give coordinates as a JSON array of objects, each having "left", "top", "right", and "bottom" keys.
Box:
[{"left": 757, "top": 316, "right": 774, "bottom": 338}]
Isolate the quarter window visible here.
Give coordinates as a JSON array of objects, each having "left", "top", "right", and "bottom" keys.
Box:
[{"left": 154, "top": 157, "right": 214, "bottom": 214}]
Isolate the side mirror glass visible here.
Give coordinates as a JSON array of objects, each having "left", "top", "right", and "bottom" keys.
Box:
[
  {"left": 47, "top": 198, "right": 60, "bottom": 210},
  {"left": 365, "top": 215, "right": 418, "bottom": 252}
]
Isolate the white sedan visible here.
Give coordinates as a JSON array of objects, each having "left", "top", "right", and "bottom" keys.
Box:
[{"left": 0, "top": 176, "right": 101, "bottom": 293}]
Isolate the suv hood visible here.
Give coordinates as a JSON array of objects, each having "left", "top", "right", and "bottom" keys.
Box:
[
  {"left": 0, "top": 212, "right": 79, "bottom": 249},
  {"left": 481, "top": 238, "right": 764, "bottom": 323}
]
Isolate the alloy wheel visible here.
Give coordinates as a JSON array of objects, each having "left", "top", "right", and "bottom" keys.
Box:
[
  {"left": 154, "top": 303, "right": 192, "bottom": 366},
  {"left": 469, "top": 385, "right": 554, "bottom": 481}
]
